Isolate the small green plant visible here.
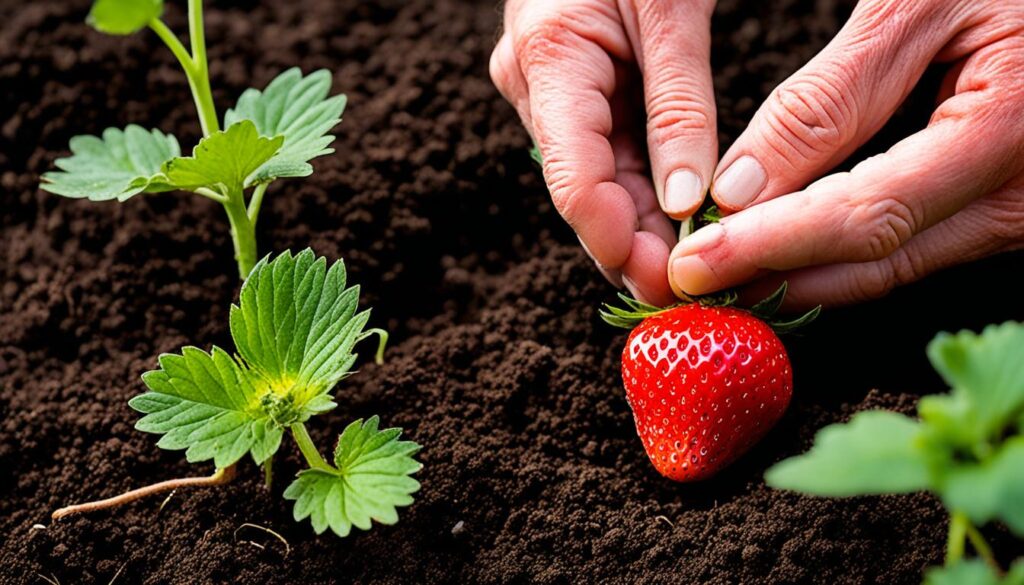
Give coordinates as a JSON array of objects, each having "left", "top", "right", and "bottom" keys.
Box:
[
  {"left": 53, "top": 250, "right": 422, "bottom": 537},
  {"left": 766, "top": 322, "right": 1024, "bottom": 583},
  {"left": 40, "top": 0, "right": 346, "bottom": 278}
]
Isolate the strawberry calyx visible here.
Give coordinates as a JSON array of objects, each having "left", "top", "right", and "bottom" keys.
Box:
[{"left": 599, "top": 281, "right": 820, "bottom": 334}]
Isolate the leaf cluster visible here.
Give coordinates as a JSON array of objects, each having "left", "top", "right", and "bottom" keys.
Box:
[
  {"left": 130, "top": 249, "right": 421, "bottom": 536},
  {"left": 41, "top": 68, "right": 345, "bottom": 202},
  {"left": 766, "top": 322, "right": 1024, "bottom": 580}
]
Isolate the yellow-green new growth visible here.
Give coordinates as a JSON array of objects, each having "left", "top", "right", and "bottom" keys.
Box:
[{"left": 128, "top": 250, "right": 418, "bottom": 537}]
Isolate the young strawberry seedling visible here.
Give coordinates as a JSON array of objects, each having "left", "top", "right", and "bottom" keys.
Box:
[
  {"left": 766, "top": 322, "right": 1024, "bottom": 583},
  {"left": 52, "top": 249, "right": 422, "bottom": 538},
  {"left": 601, "top": 283, "right": 819, "bottom": 481},
  {"left": 40, "top": 0, "right": 347, "bottom": 278}
]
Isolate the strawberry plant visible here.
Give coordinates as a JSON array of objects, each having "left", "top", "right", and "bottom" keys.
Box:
[
  {"left": 766, "top": 322, "right": 1024, "bottom": 583},
  {"left": 40, "top": 0, "right": 347, "bottom": 278},
  {"left": 601, "top": 284, "right": 818, "bottom": 481},
  {"left": 52, "top": 250, "right": 422, "bottom": 538}
]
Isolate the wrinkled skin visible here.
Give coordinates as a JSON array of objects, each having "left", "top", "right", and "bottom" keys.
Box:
[{"left": 490, "top": 0, "right": 1024, "bottom": 309}]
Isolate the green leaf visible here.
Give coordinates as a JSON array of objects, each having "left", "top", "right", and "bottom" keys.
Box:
[
  {"left": 926, "top": 322, "right": 1024, "bottom": 441},
  {"left": 224, "top": 68, "right": 347, "bottom": 186},
  {"left": 924, "top": 561, "right": 1003, "bottom": 585},
  {"left": 40, "top": 125, "right": 179, "bottom": 202},
  {"left": 88, "top": 0, "right": 162, "bottom": 35},
  {"left": 765, "top": 411, "right": 932, "bottom": 496},
  {"left": 130, "top": 346, "right": 283, "bottom": 468},
  {"left": 940, "top": 437, "right": 1024, "bottom": 536},
  {"left": 163, "top": 120, "right": 283, "bottom": 194},
  {"left": 229, "top": 249, "right": 371, "bottom": 421},
  {"left": 283, "top": 416, "right": 421, "bottom": 537}
]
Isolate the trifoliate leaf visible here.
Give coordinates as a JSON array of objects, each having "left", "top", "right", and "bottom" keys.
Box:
[
  {"left": 224, "top": 68, "right": 347, "bottom": 185},
  {"left": 163, "top": 120, "right": 283, "bottom": 194},
  {"left": 40, "top": 125, "right": 179, "bottom": 202},
  {"left": 130, "top": 346, "right": 283, "bottom": 468},
  {"left": 926, "top": 322, "right": 1024, "bottom": 442},
  {"left": 283, "top": 416, "right": 421, "bottom": 537},
  {"left": 939, "top": 437, "right": 1024, "bottom": 536},
  {"left": 765, "top": 411, "right": 932, "bottom": 496},
  {"left": 229, "top": 249, "right": 372, "bottom": 423},
  {"left": 88, "top": 0, "right": 162, "bottom": 35}
]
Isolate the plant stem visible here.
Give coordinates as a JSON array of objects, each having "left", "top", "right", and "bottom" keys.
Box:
[
  {"left": 965, "top": 522, "right": 1000, "bottom": 572},
  {"left": 263, "top": 453, "right": 274, "bottom": 488},
  {"left": 148, "top": 19, "right": 194, "bottom": 73},
  {"left": 247, "top": 182, "right": 269, "bottom": 225},
  {"left": 51, "top": 465, "right": 235, "bottom": 520},
  {"left": 290, "top": 423, "right": 335, "bottom": 473},
  {"left": 360, "top": 328, "right": 389, "bottom": 365},
  {"left": 946, "top": 511, "right": 969, "bottom": 566},
  {"left": 186, "top": 0, "right": 219, "bottom": 136},
  {"left": 223, "top": 187, "right": 258, "bottom": 279}
]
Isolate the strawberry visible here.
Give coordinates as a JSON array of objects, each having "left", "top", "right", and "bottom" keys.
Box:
[{"left": 601, "top": 284, "right": 818, "bottom": 481}]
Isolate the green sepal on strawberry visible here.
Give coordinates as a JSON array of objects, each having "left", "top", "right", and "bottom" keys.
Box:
[{"left": 601, "top": 283, "right": 819, "bottom": 482}]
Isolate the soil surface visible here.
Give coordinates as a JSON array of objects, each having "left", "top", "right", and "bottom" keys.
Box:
[{"left": 1, "top": 0, "right": 1022, "bottom": 583}]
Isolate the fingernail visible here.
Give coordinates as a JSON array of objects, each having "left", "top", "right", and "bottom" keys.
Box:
[
  {"left": 664, "top": 169, "right": 704, "bottom": 216},
  {"left": 622, "top": 274, "right": 643, "bottom": 302},
  {"left": 671, "top": 256, "right": 719, "bottom": 296},
  {"left": 714, "top": 155, "right": 767, "bottom": 209},
  {"left": 578, "top": 236, "right": 624, "bottom": 288}
]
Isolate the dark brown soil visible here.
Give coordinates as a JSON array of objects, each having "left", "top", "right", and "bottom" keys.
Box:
[{"left": 1, "top": 0, "right": 1022, "bottom": 583}]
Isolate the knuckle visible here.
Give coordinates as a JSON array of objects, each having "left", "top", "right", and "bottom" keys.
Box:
[
  {"left": 488, "top": 51, "right": 513, "bottom": 94},
  {"left": 646, "top": 86, "right": 712, "bottom": 143},
  {"left": 886, "top": 246, "right": 927, "bottom": 289},
  {"left": 761, "top": 76, "right": 857, "bottom": 165},
  {"left": 514, "top": 18, "right": 577, "bottom": 69},
  {"left": 850, "top": 260, "right": 897, "bottom": 302},
  {"left": 545, "top": 165, "right": 585, "bottom": 224},
  {"left": 846, "top": 197, "right": 919, "bottom": 261}
]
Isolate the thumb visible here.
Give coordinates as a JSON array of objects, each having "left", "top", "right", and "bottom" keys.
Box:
[{"left": 623, "top": 0, "right": 717, "bottom": 220}]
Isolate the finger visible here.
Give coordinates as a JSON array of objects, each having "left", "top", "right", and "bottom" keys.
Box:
[
  {"left": 669, "top": 41, "right": 1024, "bottom": 298},
  {"left": 710, "top": 0, "right": 966, "bottom": 212},
  {"left": 609, "top": 65, "right": 676, "bottom": 248},
  {"left": 617, "top": 0, "right": 717, "bottom": 219},
  {"left": 490, "top": 34, "right": 534, "bottom": 133},
  {"left": 512, "top": 6, "right": 638, "bottom": 270},
  {"left": 742, "top": 178, "right": 1024, "bottom": 310},
  {"left": 621, "top": 230, "right": 676, "bottom": 306}
]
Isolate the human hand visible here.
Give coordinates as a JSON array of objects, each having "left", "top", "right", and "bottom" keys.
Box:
[
  {"left": 490, "top": 0, "right": 718, "bottom": 306},
  {"left": 669, "top": 0, "right": 1024, "bottom": 309}
]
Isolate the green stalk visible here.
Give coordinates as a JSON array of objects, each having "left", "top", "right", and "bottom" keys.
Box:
[
  {"left": 946, "top": 511, "right": 969, "bottom": 566},
  {"left": 247, "top": 183, "right": 269, "bottom": 225},
  {"left": 290, "top": 423, "right": 336, "bottom": 473},
  {"left": 262, "top": 453, "right": 274, "bottom": 488},
  {"left": 965, "top": 521, "right": 1000, "bottom": 572},
  {"left": 223, "top": 187, "right": 258, "bottom": 279},
  {"left": 186, "top": 0, "right": 219, "bottom": 136}
]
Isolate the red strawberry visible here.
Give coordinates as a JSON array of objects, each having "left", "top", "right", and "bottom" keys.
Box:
[{"left": 602, "top": 285, "right": 817, "bottom": 481}]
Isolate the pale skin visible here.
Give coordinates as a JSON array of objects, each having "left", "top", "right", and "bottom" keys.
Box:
[{"left": 490, "top": 0, "right": 1024, "bottom": 310}]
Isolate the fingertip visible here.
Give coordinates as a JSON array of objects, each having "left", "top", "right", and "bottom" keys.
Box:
[
  {"left": 569, "top": 181, "right": 637, "bottom": 269},
  {"left": 667, "top": 223, "right": 727, "bottom": 298},
  {"left": 620, "top": 231, "right": 675, "bottom": 307}
]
